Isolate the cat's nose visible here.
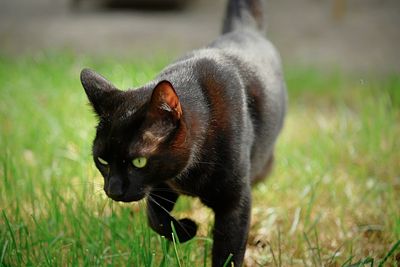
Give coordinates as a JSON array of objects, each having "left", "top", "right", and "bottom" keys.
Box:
[{"left": 106, "top": 177, "right": 124, "bottom": 199}]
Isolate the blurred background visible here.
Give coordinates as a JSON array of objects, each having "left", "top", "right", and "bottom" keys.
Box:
[
  {"left": 1, "top": 0, "right": 399, "bottom": 74},
  {"left": 1, "top": 1, "right": 400, "bottom": 265}
]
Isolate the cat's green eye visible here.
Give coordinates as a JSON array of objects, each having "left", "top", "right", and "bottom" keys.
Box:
[
  {"left": 132, "top": 157, "right": 147, "bottom": 168},
  {"left": 97, "top": 157, "right": 108, "bottom": 166}
]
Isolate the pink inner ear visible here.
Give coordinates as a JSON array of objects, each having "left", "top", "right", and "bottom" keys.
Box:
[{"left": 151, "top": 81, "right": 182, "bottom": 119}]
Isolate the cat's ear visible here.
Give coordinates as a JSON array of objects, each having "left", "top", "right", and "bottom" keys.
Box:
[
  {"left": 80, "top": 68, "right": 120, "bottom": 116},
  {"left": 148, "top": 81, "right": 182, "bottom": 121}
]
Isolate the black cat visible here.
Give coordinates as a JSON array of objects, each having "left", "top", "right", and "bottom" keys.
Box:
[{"left": 80, "top": 0, "right": 286, "bottom": 265}]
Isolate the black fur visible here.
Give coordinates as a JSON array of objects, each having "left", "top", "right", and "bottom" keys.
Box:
[{"left": 81, "top": 0, "right": 286, "bottom": 266}]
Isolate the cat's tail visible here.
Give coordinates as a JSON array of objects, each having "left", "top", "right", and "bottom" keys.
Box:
[{"left": 222, "top": 0, "right": 266, "bottom": 34}]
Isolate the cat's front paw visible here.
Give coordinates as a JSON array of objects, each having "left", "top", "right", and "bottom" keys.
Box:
[{"left": 172, "top": 218, "right": 198, "bottom": 243}]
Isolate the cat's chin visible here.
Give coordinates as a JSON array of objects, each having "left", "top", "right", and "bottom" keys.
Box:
[{"left": 107, "top": 191, "right": 147, "bottom": 203}]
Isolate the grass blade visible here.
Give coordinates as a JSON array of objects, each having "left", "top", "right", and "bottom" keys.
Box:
[
  {"left": 0, "top": 239, "right": 8, "bottom": 266},
  {"left": 378, "top": 239, "right": 400, "bottom": 267},
  {"left": 170, "top": 222, "right": 182, "bottom": 267},
  {"left": 222, "top": 253, "right": 233, "bottom": 267},
  {"left": 2, "top": 210, "right": 22, "bottom": 266}
]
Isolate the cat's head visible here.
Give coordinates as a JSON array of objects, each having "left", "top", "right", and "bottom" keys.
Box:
[{"left": 80, "top": 68, "right": 190, "bottom": 202}]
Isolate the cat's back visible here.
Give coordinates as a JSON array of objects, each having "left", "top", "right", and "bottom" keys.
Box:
[
  {"left": 205, "top": 29, "right": 287, "bottom": 180},
  {"left": 210, "top": 29, "right": 286, "bottom": 134}
]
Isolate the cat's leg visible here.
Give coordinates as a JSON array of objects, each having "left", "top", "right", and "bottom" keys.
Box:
[
  {"left": 211, "top": 185, "right": 251, "bottom": 267},
  {"left": 146, "top": 183, "right": 197, "bottom": 242}
]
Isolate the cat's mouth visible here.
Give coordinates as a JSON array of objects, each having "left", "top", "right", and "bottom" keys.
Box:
[
  {"left": 105, "top": 185, "right": 148, "bottom": 202},
  {"left": 111, "top": 191, "right": 146, "bottom": 202}
]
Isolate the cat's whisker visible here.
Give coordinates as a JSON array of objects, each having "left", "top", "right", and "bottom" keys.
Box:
[
  {"left": 147, "top": 195, "right": 193, "bottom": 240},
  {"left": 148, "top": 192, "right": 177, "bottom": 205},
  {"left": 151, "top": 187, "right": 212, "bottom": 203},
  {"left": 147, "top": 195, "right": 174, "bottom": 218},
  {"left": 151, "top": 187, "right": 192, "bottom": 196}
]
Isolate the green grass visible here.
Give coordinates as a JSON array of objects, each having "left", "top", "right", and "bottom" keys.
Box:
[{"left": 0, "top": 53, "right": 399, "bottom": 266}]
